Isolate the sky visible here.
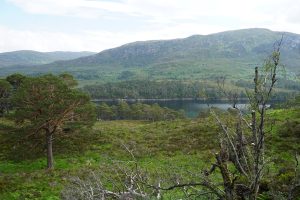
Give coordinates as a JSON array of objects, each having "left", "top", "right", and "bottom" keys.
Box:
[{"left": 1, "top": 0, "right": 300, "bottom": 53}]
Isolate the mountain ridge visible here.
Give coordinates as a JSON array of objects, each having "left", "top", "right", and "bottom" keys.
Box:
[
  {"left": 0, "top": 50, "right": 96, "bottom": 68},
  {"left": 0, "top": 28, "right": 299, "bottom": 81}
]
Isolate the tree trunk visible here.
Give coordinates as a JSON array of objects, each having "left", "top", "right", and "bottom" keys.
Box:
[
  {"left": 216, "top": 153, "right": 235, "bottom": 200},
  {"left": 46, "top": 132, "right": 54, "bottom": 169}
]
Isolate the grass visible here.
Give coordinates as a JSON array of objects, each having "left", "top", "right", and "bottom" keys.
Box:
[
  {"left": 0, "top": 108, "right": 299, "bottom": 199},
  {"left": 0, "top": 118, "right": 217, "bottom": 199}
]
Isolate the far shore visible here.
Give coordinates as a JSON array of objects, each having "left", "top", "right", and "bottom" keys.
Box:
[{"left": 91, "top": 98, "right": 250, "bottom": 102}]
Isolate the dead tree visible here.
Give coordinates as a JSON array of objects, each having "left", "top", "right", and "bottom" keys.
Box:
[
  {"left": 61, "top": 144, "right": 161, "bottom": 200},
  {"left": 216, "top": 76, "right": 239, "bottom": 108},
  {"left": 61, "top": 168, "right": 150, "bottom": 200},
  {"left": 147, "top": 40, "right": 284, "bottom": 199},
  {"left": 202, "top": 40, "right": 283, "bottom": 199}
]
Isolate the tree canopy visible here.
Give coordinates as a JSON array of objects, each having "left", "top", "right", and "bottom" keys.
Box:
[
  {"left": 0, "top": 79, "right": 11, "bottom": 117},
  {"left": 13, "top": 74, "right": 96, "bottom": 169}
]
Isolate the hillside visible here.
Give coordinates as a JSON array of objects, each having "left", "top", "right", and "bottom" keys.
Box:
[
  {"left": 0, "top": 28, "right": 300, "bottom": 82},
  {"left": 0, "top": 109, "right": 299, "bottom": 199},
  {"left": 0, "top": 50, "right": 95, "bottom": 68}
]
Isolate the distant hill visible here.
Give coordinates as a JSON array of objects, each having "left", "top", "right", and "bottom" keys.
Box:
[
  {"left": 0, "top": 50, "right": 96, "bottom": 68},
  {"left": 0, "top": 28, "right": 299, "bottom": 82}
]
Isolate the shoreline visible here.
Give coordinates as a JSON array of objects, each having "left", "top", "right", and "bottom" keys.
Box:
[{"left": 91, "top": 98, "right": 250, "bottom": 102}]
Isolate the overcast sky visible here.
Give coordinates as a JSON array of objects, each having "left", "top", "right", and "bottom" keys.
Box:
[{"left": 1, "top": 0, "right": 300, "bottom": 53}]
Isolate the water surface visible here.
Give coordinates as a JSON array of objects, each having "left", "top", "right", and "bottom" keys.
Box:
[{"left": 93, "top": 99, "right": 249, "bottom": 118}]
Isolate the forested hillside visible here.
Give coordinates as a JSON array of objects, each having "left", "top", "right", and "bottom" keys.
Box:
[{"left": 83, "top": 79, "right": 298, "bottom": 101}]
